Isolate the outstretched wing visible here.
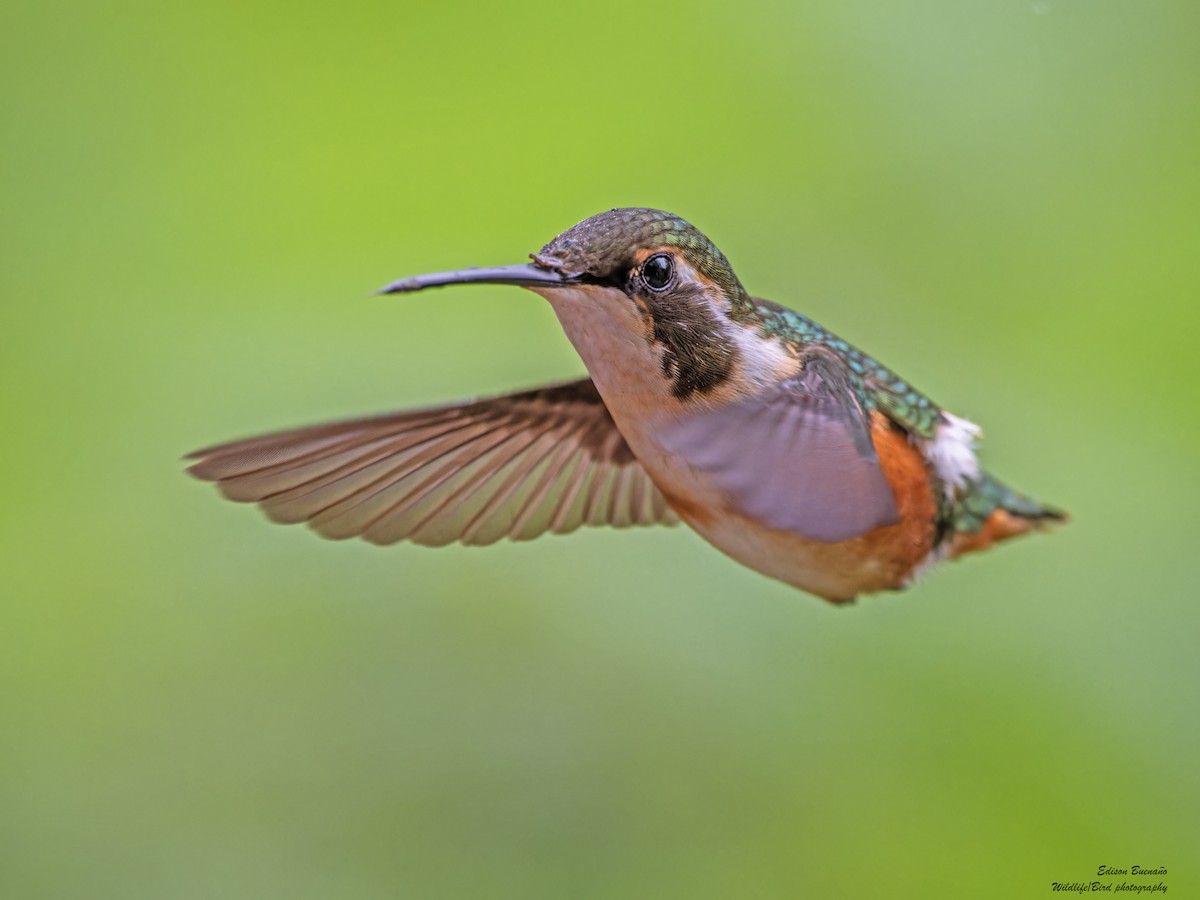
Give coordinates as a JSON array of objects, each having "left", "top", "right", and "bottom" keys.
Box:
[
  {"left": 186, "top": 378, "right": 678, "bottom": 546},
  {"left": 661, "top": 353, "right": 900, "bottom": 543}
]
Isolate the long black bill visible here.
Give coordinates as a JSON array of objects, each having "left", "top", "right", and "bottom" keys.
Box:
[{"left": 377, "top": 263, "right": 575, "bottom": 295}]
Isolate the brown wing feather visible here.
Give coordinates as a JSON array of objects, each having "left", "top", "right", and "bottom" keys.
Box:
[{"left": 186, "top": 378, "right": 678, "bottom": 545}]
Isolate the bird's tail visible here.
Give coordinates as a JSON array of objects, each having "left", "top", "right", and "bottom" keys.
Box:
[{"left": 949, "top": 472, "right": 1067, "bottom": 560}]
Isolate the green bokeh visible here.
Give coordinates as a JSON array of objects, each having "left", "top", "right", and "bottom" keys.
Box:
[{"left": 3, "top": 1, "right": 1197, "bottom": 897}]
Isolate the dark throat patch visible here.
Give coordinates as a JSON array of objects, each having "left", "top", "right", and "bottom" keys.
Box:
[{"left": 641, "top": 285, "right": 738, "bottom": 400}]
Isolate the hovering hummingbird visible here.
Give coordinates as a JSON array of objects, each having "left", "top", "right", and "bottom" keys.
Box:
[{"left": 186, "top": 208, "right": 1065, "bottom": 603}]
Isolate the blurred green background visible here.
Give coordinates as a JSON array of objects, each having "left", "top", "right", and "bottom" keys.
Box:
[{"left": 3, "top": 0, "right": 1197, "bottom": 896}]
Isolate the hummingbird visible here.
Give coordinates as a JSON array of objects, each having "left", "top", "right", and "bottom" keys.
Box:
[{"left": 186, "top": 208, "right": 1065, "bottom": 604}]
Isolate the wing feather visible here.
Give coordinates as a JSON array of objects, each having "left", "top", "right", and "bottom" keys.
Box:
[
  {"left": 186, "top": 378, "right": 679, "bottom": 546},
  {"left": 661, "top": 354, "right": 900, "bottom": 543}
]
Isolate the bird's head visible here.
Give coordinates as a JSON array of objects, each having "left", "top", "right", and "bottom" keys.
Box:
[{"left": 381, "top": 208, "right": 760, "bottom": 399}]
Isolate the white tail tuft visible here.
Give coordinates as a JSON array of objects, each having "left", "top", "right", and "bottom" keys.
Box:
[{"left": 921, "top": 412, "right": 981, "bottom": 496}]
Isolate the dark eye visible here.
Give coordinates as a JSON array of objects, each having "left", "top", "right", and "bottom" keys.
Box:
[{"left": 640, "top": 253, "right": 674, "bottom": 291}]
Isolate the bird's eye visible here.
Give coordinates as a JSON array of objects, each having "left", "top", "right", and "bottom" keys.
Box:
[{"left": 640, "top": 254, "right": 674, "bottom": 291}]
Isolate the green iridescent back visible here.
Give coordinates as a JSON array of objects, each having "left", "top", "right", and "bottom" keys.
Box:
[{"left": 732, "top": 296, "right": 945, "bottom": 438}]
